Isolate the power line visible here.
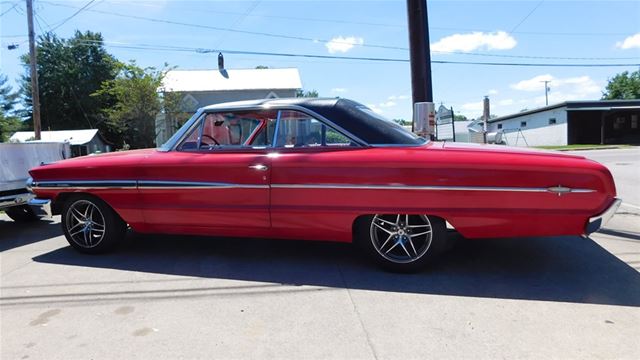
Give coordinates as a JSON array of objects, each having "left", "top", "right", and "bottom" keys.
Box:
[
  {"left": 75, "top": 39, "right": 640, "bottom": 67},
  {"left": 48, "top": 0, "right": 95, "bottom": 32},
  {"left": 36, "top": 1, "right": 640, "bottom": 62},
  {"left": 64, "top": 0, "right": 639, "bottom": 37},
  {"left": 40, "top": 1, "right": 408, "bottom": 52},
  {"left": 0, "top": 1, "right": 18, "bottom": 16},
  {"left": 509, "top": 0, "right": 544, "bottom": 34}
]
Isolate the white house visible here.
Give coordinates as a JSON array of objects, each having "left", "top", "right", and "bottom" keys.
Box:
[
  {"left": 10, "top": 129, "right": 110, "bottom": 157},
  {"left": 156, "top": 67, "right": 302, "bottom": 145}
]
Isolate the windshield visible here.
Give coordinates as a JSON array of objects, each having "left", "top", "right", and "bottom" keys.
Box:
[{"left": 157, "top": 110, "right": 203, "bottom": 151}]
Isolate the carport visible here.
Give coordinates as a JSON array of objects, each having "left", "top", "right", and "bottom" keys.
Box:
[{"left": 567, "top": 100, "right": 640, "bottom": 145}]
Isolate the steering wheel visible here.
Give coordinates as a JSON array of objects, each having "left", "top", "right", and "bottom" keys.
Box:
[{"left": 200, "top": 134, "right": 220, "bottom": 147}]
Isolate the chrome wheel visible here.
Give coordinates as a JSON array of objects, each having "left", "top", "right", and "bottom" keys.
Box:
[
  {"left": 369, "top": 214, "right": 433, "bottom": 264},
  {"left": 65, "top": 200, "right": 106, "bottom": 249}
]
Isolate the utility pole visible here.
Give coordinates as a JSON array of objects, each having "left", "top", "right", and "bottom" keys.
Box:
[
  {"left": 407, "top": 0, "right": 434, "bottom": 138},
  {"left": 26, "top": 0, "right": 41, "bottom": 140},
  {"left": 541, "top": 80, "right": 551, "bottom": 106}
]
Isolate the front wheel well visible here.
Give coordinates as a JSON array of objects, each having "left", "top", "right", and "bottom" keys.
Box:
[{"left": 53, "top": 193, "right": 124, "bottom": 223}]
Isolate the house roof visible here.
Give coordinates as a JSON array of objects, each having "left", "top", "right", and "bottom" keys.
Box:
[
  {"left": 10, "top": 129, "right": 99, "bottom": 145},
  {"left": 488, "top": 99, "right": 640, "bottom": 123},
  {"left": 161, "top": 68, "right": 302, "bottom": 92}
]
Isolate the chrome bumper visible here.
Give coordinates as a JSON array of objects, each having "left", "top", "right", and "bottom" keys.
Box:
[
  {"left": 0, "top": 193, "right": 34, "bottom": 210},
  {"left": 29, "top": 198, "right": 52, "bottom": 218},
  {"left": 585, "top": 198, "right": 622, "bottom": 235}
]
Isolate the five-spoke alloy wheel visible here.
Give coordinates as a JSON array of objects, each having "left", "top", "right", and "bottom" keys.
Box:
[
  {"left": 61, "top": 195, "right": 126, "bottom": 254},
  {"left": 357, "top": 214, "right": 446, "bottom": 272}
]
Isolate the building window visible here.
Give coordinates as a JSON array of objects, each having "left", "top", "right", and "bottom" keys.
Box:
[
  {"left": 497, "top": 124, "right": 502, "bottom": 129},
  {"left": 520, "top": 121, "right": 527, "bottom": 127},
  {"left": 631, "top": 115, "right": 638, "bottom": 129},
  {"left": 549, "top": 118, "right": 557, "bottom": 125}
]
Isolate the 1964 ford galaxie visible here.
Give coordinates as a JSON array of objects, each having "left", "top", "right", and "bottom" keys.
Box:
[{"left": 27, "top": 98, "right": 620, "bottom": 271}]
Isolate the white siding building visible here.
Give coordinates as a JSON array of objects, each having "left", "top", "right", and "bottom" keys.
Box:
[{"left": 487, "top": 100, "right": 640, "bottom": 147}]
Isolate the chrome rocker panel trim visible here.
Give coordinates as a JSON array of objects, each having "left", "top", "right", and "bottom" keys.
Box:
[
  {"left": 31, "top": 180, "right": 595, "bottom": 194},
  {"left": 271, "top": 183, "right": 596, "bottom": 194}
]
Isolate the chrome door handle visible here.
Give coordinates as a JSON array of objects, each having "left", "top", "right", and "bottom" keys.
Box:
[{"left": 249, "top": 164, "right": 269, "bottom": 171}]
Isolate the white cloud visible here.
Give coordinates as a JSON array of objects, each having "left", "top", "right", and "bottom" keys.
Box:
[
  {"left": 379, "top": 100, "right": 397, "bottom": 108},
  {"left": 461, "top": 101, "right": 483, "bottom": 111},
  {"left": 331, "top": 88, "right": 347, "bottom": 93},
  {"left": 325, "top": 36, "right": 364, "bottom": 54},
  {"left": 488, "top": 89, "right": 499, "bottom": 95},
  {"left": 510, "top": 74, "right": 554, "bottom": 91},
  {"left": 511, "top": 75, "right": 601, "bottom": 98},
  {"left": 366, "top": 104, "right": 384, "bottom": 114},
  {"left": 431, "top": 31, "right": 517, "bottom": 53},
  {"left": 498, "top": 99, "right": 514, "bottom": 106},
  {"left": 509, "top": 74, "right": 603, "bottom": 109},
  {"left": 388, "top": 95, "right": 409, "bottom": 101},
  {"left": 616, "top": 33, "right": 640, "bottom": 49}
]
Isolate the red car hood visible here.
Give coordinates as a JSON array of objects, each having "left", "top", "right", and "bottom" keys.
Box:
[{"left": 439, "top": 142, "right": 585, "bottom": 159}]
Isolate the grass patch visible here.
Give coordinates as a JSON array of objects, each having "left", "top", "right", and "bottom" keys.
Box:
[{"left": 535, "top": 144, "right": 633, "bottom": 151}]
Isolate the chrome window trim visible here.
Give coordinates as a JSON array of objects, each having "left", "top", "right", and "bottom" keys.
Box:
[
  {"left": 272, "top": 110, "right": 282, "bottom": 148},
  {"left": 164, "top": 104, "right": 369, "bottom": 151},
  {"left": 159, "top": 109, "right": 204, "bottom": 152}
]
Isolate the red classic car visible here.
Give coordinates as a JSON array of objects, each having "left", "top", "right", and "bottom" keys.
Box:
[{"left": 27, "top": 98, "right": 620, "bottom": 271}]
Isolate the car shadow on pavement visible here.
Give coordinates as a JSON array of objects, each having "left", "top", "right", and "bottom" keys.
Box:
[
  {"left": 30, "top": 231, "right": 640, "bottom": 307},
  {"left": 0, "top": 217, "right": 61, "bottom": 252}
]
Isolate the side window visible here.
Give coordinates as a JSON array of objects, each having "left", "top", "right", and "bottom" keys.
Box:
[
  {"left": 274, "top": 110, "right": 355, "bottom": 148},
  {"left": 178, "top": 110, "right": 277, "bottom": 150}
]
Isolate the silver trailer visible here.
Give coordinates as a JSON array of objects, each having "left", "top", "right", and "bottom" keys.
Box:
[{"left": 0, "top": 142, "right": 69, "bottom": 221}]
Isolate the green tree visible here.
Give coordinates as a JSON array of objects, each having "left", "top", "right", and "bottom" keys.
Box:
[
  {"left": 296, "top": 89, "right": 319, "bottom": 98},
  {"left": 0, "top": 73, "right": 23, "bottom": 142},
  {"left": 453, "top": 114, "right": 468, "bottom": 121},
  {"left": 20, "top": 31, "right": 118, "bottom": 136},
  {"left": 255, "top": 65, "right": 269, "bottom": 69},
  {"left": 392, "top": 118, "right": 410, "bottom": 125},
  {"left": 94, "top": 61, "right": 165, "bottom": 149},
  {"left": 602, "top": 70, "right": 640, "bottom": 100}
]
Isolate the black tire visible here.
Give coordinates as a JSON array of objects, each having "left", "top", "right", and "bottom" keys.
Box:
[
  {"left": 5, "top": 205, "right": 39, "bottom": 222},
  {"left": 61, "top": 194, "right": 126, "bottom": 254},
  {"left": 355, "top": 214, "right": 447, "bottom": 273}
]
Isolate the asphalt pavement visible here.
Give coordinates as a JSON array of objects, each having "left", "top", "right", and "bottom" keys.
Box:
[
  {"left": 1, "top": 148, "right": 639, "bottom": 359},
  {"left": 568, "top": 147, "right": 640, "bottom": 209}
]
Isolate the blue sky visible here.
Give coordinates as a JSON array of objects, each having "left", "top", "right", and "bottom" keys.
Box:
[{"left": 1, "top": 0, "right": 639, "bottom": 120}]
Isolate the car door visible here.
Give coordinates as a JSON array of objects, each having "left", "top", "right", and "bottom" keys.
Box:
[
  {"left": 139, "top": 109, "right": 277, "bottom": 234},
  {"left": 268, "top": 109, "right": 366, "bottom": 241}
]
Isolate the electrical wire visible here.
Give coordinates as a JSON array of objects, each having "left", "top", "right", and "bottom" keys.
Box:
[
  {"left": 74, "top": 39, "right": 640, "bottom": 68},
  {"left": 509, "top": 0, "right": 544, "bottom": 34},
  {"left": 64, "top": 0, "right": 638, "bottom": 37},
  {"left": 0, "top": 1, "right": 18, "bottom": 16},
  {"left": 37, "top": 1, "right": 640, "bottom": 62},
  {"left": 48, "top": 0, "right": 95, "bottom": 32}
]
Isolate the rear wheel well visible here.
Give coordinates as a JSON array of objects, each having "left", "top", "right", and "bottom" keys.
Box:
[{"left": 352, "top": 213, "right": 449, "bottom": 241}]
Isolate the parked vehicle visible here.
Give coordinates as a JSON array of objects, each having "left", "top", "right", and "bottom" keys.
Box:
[
  {"left": 27, "top": 98, "right": 620, "bottom": 271},
  {"left": 1, "top": 142, "right": 68, "bottom": 221}
]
